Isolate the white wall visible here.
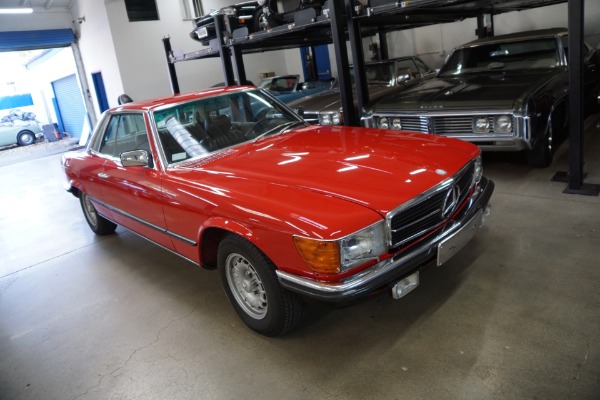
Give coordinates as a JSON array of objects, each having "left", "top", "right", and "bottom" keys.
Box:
[
  {"left": 103, "top": 0, "right": 291, "bottom": 101},
  {"left": 70, "top": 0, "right": 124, "bottom": 118}
]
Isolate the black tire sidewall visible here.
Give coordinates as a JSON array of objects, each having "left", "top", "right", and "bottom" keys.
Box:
[
  {"left": 80, "top": 193, "right": 117, "bottom": 235},
  {"left": 17, "top": 131, "right": 35, "bottom": 146},
  {"left": 217, "top": 234, "right": 292, "bottom": 336}
]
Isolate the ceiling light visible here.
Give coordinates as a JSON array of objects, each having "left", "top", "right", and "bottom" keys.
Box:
[{"left": 0, "top": 8, "right": 33, "bottom": 14}]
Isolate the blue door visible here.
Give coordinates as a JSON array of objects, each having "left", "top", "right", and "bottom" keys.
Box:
[
  {"left": 300, "top": 45, "right": 332, "bottom": 81},
  {"left": 92, "top": 72, "right": 109, "bottom": 113}
]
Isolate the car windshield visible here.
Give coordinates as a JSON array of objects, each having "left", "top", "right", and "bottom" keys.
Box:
[
  {"left": 153, "top": 89, "right": 305, "bottom": 165},
  {"left": 438, "top": 38, "right": 560, "bottom": 77},
  {"left": 331, "top": 60, "right": 395, "bottom": 89},
  {"left": 257, "top": 76, "right": 298, "bottom": 93}
]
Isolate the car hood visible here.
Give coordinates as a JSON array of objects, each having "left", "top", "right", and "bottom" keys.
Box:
[
  {"left": 174, "top": 125, "right": 478, "bottom": 216},
  {"left": 289, "top": 85, "right": 396, "bottom": 113},
  {"left": 372, "top": 69, "right": 562, "bottom": 112}
]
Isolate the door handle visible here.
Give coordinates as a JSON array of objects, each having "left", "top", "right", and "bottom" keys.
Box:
[{"left": 98, "top": 173, "right": 109, "bottom": 179}]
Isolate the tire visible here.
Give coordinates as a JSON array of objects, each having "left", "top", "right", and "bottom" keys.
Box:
[
  {"left": 80, "top": 193, "right": 117, "bottom": 235},
  {"left": 17, "top": 130, "right": 36, "bottom": 146},
  {"left": 217, "top": 233, "right": 305, "bottom": 336},
  {"left": 527, "top": 118, "right": 553, "bottom": 168}
]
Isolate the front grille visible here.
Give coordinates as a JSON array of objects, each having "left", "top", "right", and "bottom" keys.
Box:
[
  {"left": 301, "top": 112, "right": 319, "bottom": 124},
  {"left": 432, "top": 116, "right": 477, "bottom": 135},
  {"left": 388, "top": 161, "right": 475, "bottom": 249},
  {"left": 399, "top": 117, "right": 427, "bottom": 133}
]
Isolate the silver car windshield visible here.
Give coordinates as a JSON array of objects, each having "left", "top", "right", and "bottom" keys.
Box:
[
  {"left": 152, "top": 89, "right": 304, "bottom": 165},
  {"left": 439, "top": 38, "right": 559, "bottom": 77}
]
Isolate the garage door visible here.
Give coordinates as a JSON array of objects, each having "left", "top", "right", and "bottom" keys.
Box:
[
  {"left": 52, "top": 74, "right": 86, "bottom": 138},
  {"left": 0, "top": 29, "right": 74, "bottom": 52}
]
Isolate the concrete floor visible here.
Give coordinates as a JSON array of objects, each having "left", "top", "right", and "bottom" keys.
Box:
[{"left": 1, "top": 119, "right": 599, "bottom": 400}]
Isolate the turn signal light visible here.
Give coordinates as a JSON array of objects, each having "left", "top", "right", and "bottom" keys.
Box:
[{"left": 293, "top": 237, "right": 340, "bottom": 274}]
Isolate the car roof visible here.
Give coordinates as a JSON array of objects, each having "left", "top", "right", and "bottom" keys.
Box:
[
  {"left": 111, "top": 86, "right": 255, "bottom": 113},
  {"left": 459, "top": 28, "right": 568, "bottom": 48}
]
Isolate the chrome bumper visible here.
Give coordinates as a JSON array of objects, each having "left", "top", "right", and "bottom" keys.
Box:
[{"left": 276, "top": 177, "right": 494, "bottom": 302}]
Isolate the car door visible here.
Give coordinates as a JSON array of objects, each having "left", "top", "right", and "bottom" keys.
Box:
[{"left": 94, "top": 112, "right": 175, "bottom": 250}]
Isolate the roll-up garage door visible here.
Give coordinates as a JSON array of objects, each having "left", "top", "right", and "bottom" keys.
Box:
[
  {"left": 0, "top": 29, "right": 74, "bottom": 52},
  {"left": 52, "top": 74, "right": 86, "bottom": 138}
]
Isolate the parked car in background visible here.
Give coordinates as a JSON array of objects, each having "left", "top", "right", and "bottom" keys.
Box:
[
  {"left": 257, "top": 74, "right": 334, "bottom": 103},
  {"left": 62, "top": 86, "right": 494, "bottom": 336},
  {"left": 366, "top": 28, "right": 600, "bottom": 167},
  {"left": 0, "top": 109, "right": 43, "bottom": 147},
  {"left": 289, "top": 56, "right": 435, "bottom": 125}
]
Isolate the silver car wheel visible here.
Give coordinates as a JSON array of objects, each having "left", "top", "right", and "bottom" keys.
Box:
[
  {"left": 82, "top": 194, "right": 98, "bottom": 228},
  {"left": 225, "top": 253, "right": 268, "bottom": 320}
]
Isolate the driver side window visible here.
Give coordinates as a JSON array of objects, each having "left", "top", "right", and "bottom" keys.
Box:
[{"left": 98, "top": 113, "right": 149, "bottom": 158}]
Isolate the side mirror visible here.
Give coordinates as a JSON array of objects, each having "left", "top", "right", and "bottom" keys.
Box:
[
  {"left": 121, "top": 150, "right": 152, "bottom": 167},
  {"left": 396, "top": 68, "right": 413, "bottom": 84}
]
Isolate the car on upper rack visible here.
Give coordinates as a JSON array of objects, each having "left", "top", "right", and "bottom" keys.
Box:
[
  {"left": 190, "top": 0, "right": 327, "bottom": 46},
  {"left": 288, "top": 56, "right": 435, "bottom": 125},
  {"left": 61, "top": 86, "right": 494, "bottom": 336},
  {"left": 365, "top": 28, "right": 600, "bottom": 167}
]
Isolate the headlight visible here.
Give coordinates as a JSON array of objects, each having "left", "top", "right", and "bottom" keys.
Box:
[
  {"left": 494, "top": 115, "right": 512, "bottom": 133},
  {"left": 294, "top": 221, "right": 387, "bottom": 274},
  {"left": 473, "top": 116, "right": 490, "bottom": 133},
  {"left": 472, "top": 155, "right": 483, "bottom": 186},
  {"left": 379, "top": 117, "right": 389, "bottom": 129},
  {"left": 392, "top": 118, "right": 402, "bottom": 130},
  {"left": 319, "top": 112, "right": 342, "bottom": 126}
]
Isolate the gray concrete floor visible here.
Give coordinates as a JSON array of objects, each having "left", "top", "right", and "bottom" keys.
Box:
[{"left": 1, "top": 119, "right": 599, "bottom": 400}]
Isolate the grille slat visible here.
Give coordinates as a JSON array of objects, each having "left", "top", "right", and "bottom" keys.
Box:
[{"left": 388, "top": 162, "right": 475, "bottom": 248}]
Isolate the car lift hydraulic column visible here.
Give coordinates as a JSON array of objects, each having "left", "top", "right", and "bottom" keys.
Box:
[
  {"left": 215, "top": 15, "right": 236, "bottom": 86},
  {"left": 346, "top": 0, "right": 368, "bottom": 126},
  {"left": 329, "top": 0, "right": 358, "bottom": 126},
  {"left": 562, "top": 0, "right": 599, "bottom": 195},
  {"left": 162, "top": 37, "right": 180, "bottom": 95}
]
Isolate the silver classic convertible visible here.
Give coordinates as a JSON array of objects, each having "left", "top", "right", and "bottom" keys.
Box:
[{"left": 365, "top": 28, "right": 600, "bottom": 167}]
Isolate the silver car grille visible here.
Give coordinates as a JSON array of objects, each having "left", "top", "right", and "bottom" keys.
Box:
[
  {"left": 387, "top": 160, "right": 475, "bottom": 249},
  {"left": 375, "top": 115, "right": 514, "bottom": 136}
]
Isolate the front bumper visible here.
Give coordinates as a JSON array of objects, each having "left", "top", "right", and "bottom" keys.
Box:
[{"left": 276, "top": 177, "right": 494, "bottom": 302}]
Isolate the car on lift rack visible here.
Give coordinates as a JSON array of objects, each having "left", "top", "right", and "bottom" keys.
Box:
[
  {"left": 288, "top": 56, "right": 435, "bottom": 125},
  {"left": 365, "top": 28, "right": 600, "bottom": 167},
  {"left": 61, "top": 86, "right": 494, "bottom": 336},
  {"left": 190, "top": 0, "right": 326, "bottom": 46}
]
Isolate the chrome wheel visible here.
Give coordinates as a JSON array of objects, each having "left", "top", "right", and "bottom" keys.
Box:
[
  {"left": 225, "top": 252, "right": 268, "bottom": 320},
  {"left": 82, "top": 194, "right": 98, "bottom": 228}
]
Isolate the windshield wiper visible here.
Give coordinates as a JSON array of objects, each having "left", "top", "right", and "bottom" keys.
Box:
[{"left": 253, "top": 120, "right": 306, "bottom": 143}]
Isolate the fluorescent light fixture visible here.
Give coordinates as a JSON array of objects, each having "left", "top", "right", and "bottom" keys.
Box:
[{"left": 0, "top": 8, "right": 33, "bottom": 13}]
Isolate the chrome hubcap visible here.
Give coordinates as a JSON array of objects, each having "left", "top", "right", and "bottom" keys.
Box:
[
  {"left": 225, "top": 253, "right": 267, "bottom": 319},
  {"left": 83, "top": 196, "right": 98, "bottom": 227}
]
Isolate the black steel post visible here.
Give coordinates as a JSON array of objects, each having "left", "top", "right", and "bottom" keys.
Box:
[
  {"left": 231, "top": 45, "right": 247, "bottom": 85},
  {"left": 564, "top": 0, "right": 599, "bottom": 195},
  {"left": 214, "top": 15, "right": 235, "bottom": 86},
  {"left": 162, "top": 36, "right": 180, "bottom": 95},
  {"left": 346, "top": 0, "right": 367, "bottom": 126},
  {"left": 378, "top": 30, "right": 389, "bottom": 60},
  {"left": 329, "top": 0, "right": 358, "bottom": 126}
]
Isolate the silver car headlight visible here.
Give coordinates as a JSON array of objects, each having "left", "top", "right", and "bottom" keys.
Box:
[
  {"left": 340, "top": 221, "right": 387, "bottom": 271},
  {"left": 320, "top": 112, "right": 342, "bottom": 125},
  {"left": 294, "top": 221, "right": 387, "bottom": 274},
  {"left": 494, "top": 115, "right": 513, "bottom": 133},
  {"left": 473, "top": 116, "right": 490, "bottom": 133},
  {"left": 392, "top": 118, "right": 402, "bottom": 130},
  {"left": 379, "top": 117, "right": 389, "bottom": 129}
]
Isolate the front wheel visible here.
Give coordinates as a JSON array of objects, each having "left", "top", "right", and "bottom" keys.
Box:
[
  {"left": 217, "top": 234, "right": 305, "bottom": 336},
  {"left": 527, "top": 119, "right": 553, "bottom": 168},
  {"left": 80, "top": 192, "right": 117, "bottom": 235}
]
